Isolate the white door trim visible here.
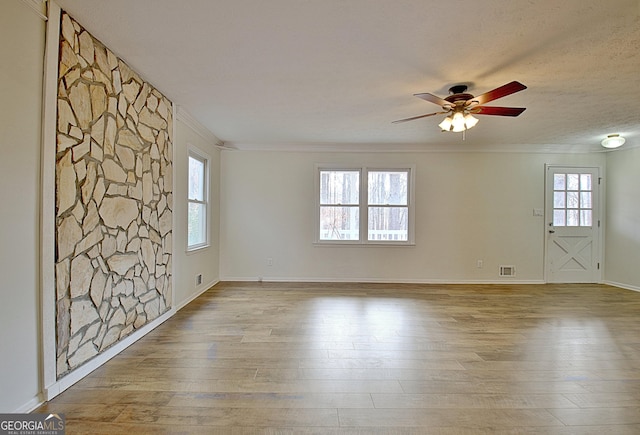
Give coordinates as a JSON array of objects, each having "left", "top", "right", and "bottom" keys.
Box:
[{"left": 40, "top": 0, "right": 62, "bottom": 402}]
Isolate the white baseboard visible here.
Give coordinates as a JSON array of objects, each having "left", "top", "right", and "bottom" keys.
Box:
[
  {"left": 220, "top": 276, "right": 546, "bottom": 285},
  {"left": 14, "top": 394, "right": 45, "bottom": 413},
  {"left": 603, "top": 280, "right": 640, "bottom": 293},
  {"left": 175, "top": 278, "right": 219, "bottom": 311},
  {"left": 43, "top": 308, "right": 175, "bottom": 402}
]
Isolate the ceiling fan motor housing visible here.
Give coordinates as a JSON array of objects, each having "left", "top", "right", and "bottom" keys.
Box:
[
  {"left": 445, "top": 85, "right": 474, "bottom": 105},
  {"left": 449, "top": 84, "right": 468, "bottom": 94},
  {"left": 445, "top": 93, "right": 474, "bottom": 104}
]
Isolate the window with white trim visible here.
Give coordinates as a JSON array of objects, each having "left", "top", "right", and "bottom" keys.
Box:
[
  {"left": 187, "top": 149, "right": 209, "bottom": 250},
  {"left": 317, "top": 166, "right": 414, "bottom": 244}
]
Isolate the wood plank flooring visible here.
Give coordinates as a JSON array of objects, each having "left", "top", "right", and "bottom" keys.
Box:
[{"left": 37, "top": 282, "right": 640, "bottom": 434}]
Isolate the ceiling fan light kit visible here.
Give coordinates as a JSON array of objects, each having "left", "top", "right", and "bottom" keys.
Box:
[
  {"left": 394, "top": 81, "right": 527, "bottom": 133},
  {"left": 601, "top": 134, "right": 625, "bottom": 149},
  {"left": 438, "top": 111, "right": 478, "bottom": 132},
  {"left": 463, "top": 113, "right": 479, "bottom": 128}
]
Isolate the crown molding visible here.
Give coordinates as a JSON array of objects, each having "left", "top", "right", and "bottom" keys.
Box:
[
  {"left": 20, "top": 0, "right": 47, "bottom": 21},
  {"left": 225, "top": 141, "right": 607, "bottom": 154},
  {"left": 175, "top": 106, "right": 227, "bottom": 149}
]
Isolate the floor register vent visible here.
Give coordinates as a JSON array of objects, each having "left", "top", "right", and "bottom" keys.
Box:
[{"left": 499, "top": 265, "right": 516, "bottom": 277}]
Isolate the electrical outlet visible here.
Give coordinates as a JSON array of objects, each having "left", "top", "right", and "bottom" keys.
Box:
[
  {"left": 267, "top": 258, "right": 273, "bottom": 266},
  {"left": 477, "top": 260, "right": 483, "bottom": 269},
  {"left": 195, "top": 273, "right": 202, "bottom": 286}
]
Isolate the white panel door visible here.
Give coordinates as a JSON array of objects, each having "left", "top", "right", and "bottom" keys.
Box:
[{"left": 545, "top": 166, "right": 601, "bottom": 283}]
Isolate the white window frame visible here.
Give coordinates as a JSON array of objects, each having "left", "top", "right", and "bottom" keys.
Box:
[
  {"left": 187, "top": 145, "right": 210, "bottom": 252},
  {"left": 315, "top": 164, "right": 416, "bottom": 245}
]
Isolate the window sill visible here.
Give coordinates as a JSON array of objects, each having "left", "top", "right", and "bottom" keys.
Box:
[
  {"left": 186, "top": 244, "right": 210, "bottom": 254},
  {"left": 313, "top": 241, "right": 415, "bottom": 247}
]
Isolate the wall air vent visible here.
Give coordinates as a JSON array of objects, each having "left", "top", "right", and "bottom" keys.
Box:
[{"left": 499, "top": 265, "right": 516, "bottom": 277}]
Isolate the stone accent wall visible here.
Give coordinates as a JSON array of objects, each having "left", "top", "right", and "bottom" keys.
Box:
[{"left": 55, "top": 12, "right": 173, "bottom": 377}]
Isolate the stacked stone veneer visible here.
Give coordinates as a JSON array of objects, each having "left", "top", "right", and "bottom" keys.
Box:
[{"left": 55, "top": 12, "right": 173, "bottom": 377}]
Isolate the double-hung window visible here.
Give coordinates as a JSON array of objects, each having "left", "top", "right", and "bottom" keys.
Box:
[
  {"left": 187, "top": 148, "right": 209, "bottom": 250},
  {"left": 317, "top": 166, "right": 414, "bottom": 244},
  {"left": 319, "top": 169, "right": 361, "bottom": 241}
]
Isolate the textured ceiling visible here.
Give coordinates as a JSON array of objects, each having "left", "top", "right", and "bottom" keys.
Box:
[{"left": 53, "top": 0, "right": 640, "bottom": 152}]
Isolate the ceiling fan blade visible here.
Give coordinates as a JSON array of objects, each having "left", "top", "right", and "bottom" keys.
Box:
[
  {"left": 473, "top": 106, "right": 526, "bottom": 116},
  {"left": 467, "top": 81, "right": 527, "bottom": 106},
  {"left": 414, "top": 93, "right": 452, "bottom": 107},
  {"left": 392, "top": 112, "right": 447, "bottom": 124}
]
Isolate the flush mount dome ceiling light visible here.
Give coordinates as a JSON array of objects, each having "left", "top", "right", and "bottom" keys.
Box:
[
  {"left": 601, "top": 134, "right": 625, "bottom": 149},
  {"left": 393, "top": 81, "right": 527, "bottom": 133}
]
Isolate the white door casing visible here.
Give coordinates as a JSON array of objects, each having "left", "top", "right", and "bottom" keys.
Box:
[{"left": 545, "top": 166, "right": 601, "bottom": 283}]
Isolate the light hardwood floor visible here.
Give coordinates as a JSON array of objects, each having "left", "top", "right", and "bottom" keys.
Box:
[{"left": 37, "top": 282, "right": 640, "bottom": 434}]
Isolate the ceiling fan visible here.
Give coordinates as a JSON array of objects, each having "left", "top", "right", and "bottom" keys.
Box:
[{"left": 393, "top": 81, "right": 527, "bottom": 132}]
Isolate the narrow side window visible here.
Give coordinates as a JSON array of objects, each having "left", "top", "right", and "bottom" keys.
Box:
[{"left": 187, "top": 150, "right": 208, "bottom": 250}]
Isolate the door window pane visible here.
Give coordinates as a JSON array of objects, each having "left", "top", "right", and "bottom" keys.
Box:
[
  {"left": 580, "top": 210, "right": 592, "bottom": 227},
  {"left": 554, "top": 174, "right": 566, "bottom": 190},
  {"left": 553, "top": 210, "right": 566, "bottom": 226},
  {"left": 567, "top": 174, "right": 579, "bottom": 190},
  {"left": 580, "top": 174, "right": 592, "bottom": 191},
  {"left": 567, "top": 209, "right": 579, "bottom": 226},
  {"left": 580, "top": 192, "right": 592, "bottom": 208},
  {"left": 554, "top": 192, "right": 565, "bottom": 208},
  {"left": 567, "top": 191, "right": 579, "bottom": 209}
]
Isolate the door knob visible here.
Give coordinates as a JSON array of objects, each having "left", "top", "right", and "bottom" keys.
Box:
[{"left": 549, "top": 230, "right": 555, "bottom": 234}]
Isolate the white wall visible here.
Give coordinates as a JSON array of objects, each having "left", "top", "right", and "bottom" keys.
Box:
[
  {"left": 605, "top": 146, "right": 640, "bottom": 290},
  {"left": 220, "top": 150, "right": 604, "bottom": 283},
  {"left": 172, "top": 115, "right": 221, "bottom": 307},
  {"left": 0, "top": 0, "right": 45, "bottom": 412}
]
